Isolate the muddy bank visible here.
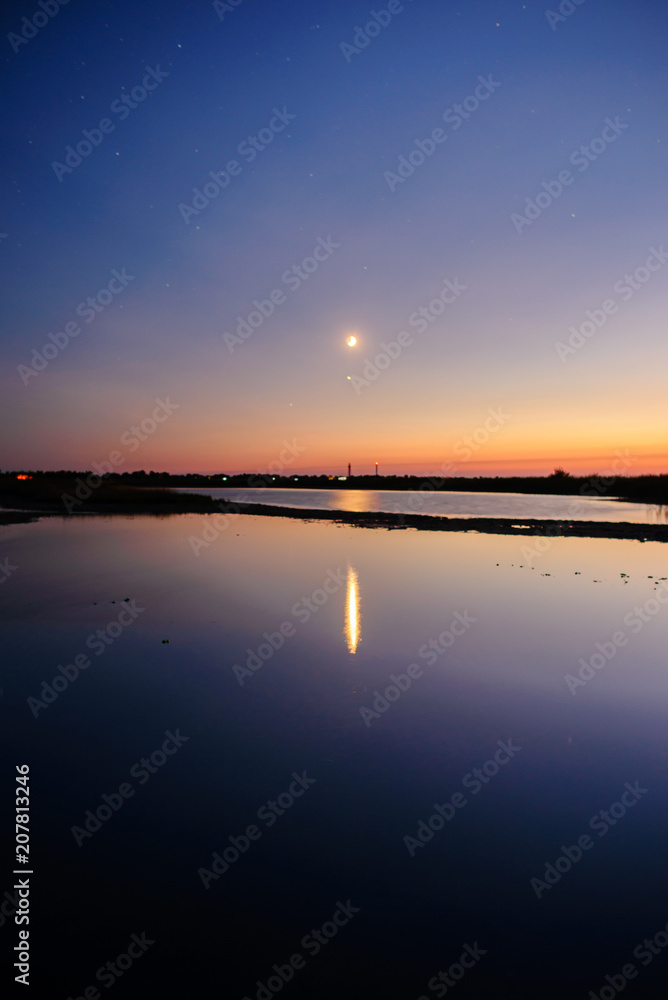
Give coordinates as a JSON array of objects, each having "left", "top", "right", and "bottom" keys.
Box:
[
  {"left": 0, "top": 510, "right": 42, "bottom": 526},
  {"left": 209, "top": 500, "right": 668, "bottom": 541}
]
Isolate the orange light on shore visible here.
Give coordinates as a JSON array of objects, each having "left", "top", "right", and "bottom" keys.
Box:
[{"left": 16, "top": 474, "right": 32, "bottom": 480}]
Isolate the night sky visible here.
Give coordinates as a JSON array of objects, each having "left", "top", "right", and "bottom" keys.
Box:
[{"left": 2, "top": 0, "right": 667, "bottom": 476}]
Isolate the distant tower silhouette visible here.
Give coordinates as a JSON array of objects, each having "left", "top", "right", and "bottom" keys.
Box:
[{"left": 348, "top": 463, "right": 351, "bottom": 477}]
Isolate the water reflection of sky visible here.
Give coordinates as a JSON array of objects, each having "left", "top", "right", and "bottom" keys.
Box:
[
  {"left": 3, "top": 514, "right": 668, "bottom": 706},
  {"left": 3, "top": 514, "right": 668, "bottom": 996},
  {"left": 176, "top": 487, "right": 668, "bottom": 524}
]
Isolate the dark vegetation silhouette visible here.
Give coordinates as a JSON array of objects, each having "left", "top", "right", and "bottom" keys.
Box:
[{"left": 1, "top": 469, "right": 667, "bottom": 504}]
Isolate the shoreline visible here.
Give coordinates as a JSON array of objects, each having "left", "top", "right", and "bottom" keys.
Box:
[
  {"left": 173, "top": 484, "right": 665, "bottom": 507},
  {"left": 1, "top": 499, "right": 667, "bottom": 542}
]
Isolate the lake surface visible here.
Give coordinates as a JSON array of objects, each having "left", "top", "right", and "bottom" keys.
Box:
[
  {"left": 3, "top": 513, "right": 668, "bottom": 997},
  {"left": 175, "top": 486, "right": 668, "bottom": 524}
]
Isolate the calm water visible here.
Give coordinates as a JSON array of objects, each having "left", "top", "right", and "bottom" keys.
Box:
[
  {"left": 2, "top": 513, "right": 668, "bottom": 997},
  {"left": 175, "top": 486, "right": 668, "bottom": 524}
]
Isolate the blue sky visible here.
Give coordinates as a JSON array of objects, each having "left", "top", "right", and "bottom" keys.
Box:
[{"left": 2, "top": 0, "right": 667, "bottom": 474}]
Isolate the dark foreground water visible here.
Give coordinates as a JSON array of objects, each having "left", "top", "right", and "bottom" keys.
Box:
[{"left": 2, "top": 513, "right": 668, "bottom": 998}]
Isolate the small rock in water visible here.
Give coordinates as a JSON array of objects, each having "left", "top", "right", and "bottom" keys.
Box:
[{"left": 162, "top": 639, "right": 171, "bottom": 644}]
